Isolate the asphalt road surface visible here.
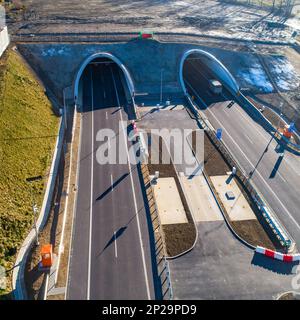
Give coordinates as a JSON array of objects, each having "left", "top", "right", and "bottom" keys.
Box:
[
  {"left": 170, "top": 219, "right": 298, "bottom": 300},
  {"left": 66, "top": 62, "right": 156, "bottom": 300},
  {"left": 184, "top": 58, "right": 300, "bottom": 248}
]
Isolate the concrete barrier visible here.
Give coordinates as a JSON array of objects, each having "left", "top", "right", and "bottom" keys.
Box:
[
  {"left": 256, "top": 246, "right": 300, "bottom": 262},
  {"left": 0, "top": 26, "right": 9, "bottom": 57}
]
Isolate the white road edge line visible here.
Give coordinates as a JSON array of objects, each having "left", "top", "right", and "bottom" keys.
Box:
[
  {"left": 234, "top": 105, "right": 269, "bottom": 143},
  {"left": 65, "top": 113, "right": 83, "bottom": 300},
  {"left": 111, "top": 68, "right": 151, "bottom": 300},
  {"left": 243, "top": 132, "right": 254, "bottom": 145},
  {"left": 87, "top": 66, "right": 94, "bottom": 300},
  {"left": 56, "top": 109, "right": 76, "bottom": 284},
  {"left": 114, "top": 231, "right": 118, "bottom": 258},
  {"left": 278, "top": 172, "right": 287, "bottom": 183}
]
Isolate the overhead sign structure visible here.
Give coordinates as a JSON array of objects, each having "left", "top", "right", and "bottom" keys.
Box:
[{"left": 216, "top": 128, "right": 223, "bottom": 141}]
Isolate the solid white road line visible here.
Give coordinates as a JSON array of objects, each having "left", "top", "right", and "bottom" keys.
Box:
[
  {"left": 278, "top": 172, "right": 287, "bottom": 183},
  {"left": 234, "top": 105, "right": 270, "bottom": 143},
  {"left": 111, "top": 67, "right": 151, "bottom": 300},
  {"left": 87, "top": 66, "right": 94, "bottom": 300},
  {"left": 111, "top": 174, "right": 114, "bottom": 191},
  {"left": 243, "top": 132, "right": 254, "bottom": 145},
  {"left": 106, "top": 111, "right": 108, "bottom": 120},
  {"left": 114, "top": 231, "right": 118, "bottom": 258}
]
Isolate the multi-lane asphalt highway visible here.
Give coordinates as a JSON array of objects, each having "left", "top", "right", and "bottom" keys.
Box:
[
  {"left": 66, "top": 62, "right": 156, "bottom": 299},
  {"left": 184, "top": 58, "right": 300, "bottom": 248}
]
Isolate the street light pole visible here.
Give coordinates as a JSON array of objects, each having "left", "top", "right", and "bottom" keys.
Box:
[
  {"left": 160, "top": 69, "right": 163, "bottom": 106},
  {"left": 32, "top": 204, "right": 39, "bottom": 246},
  {"left": 63, "top": 87, "right": 68, "bottom": 130},
  {"left": 278, "top": 101, "right": 284, "bottom": 129},
  {"left": 26, "top": 175, "right": 43, "bottom": 246}
]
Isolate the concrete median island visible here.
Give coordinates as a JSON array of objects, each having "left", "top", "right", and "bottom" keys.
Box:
[
  {"left": 193, "top": 131, "right": 276, "bottom": 250},
  {"left": 147, "top": 135, "right": 197, "bottom": 258},
  {"left": 210, "top": 175, "right": 256, "bottom": 222}
]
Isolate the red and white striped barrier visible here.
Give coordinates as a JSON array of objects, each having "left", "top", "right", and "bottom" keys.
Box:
[
  {"left": 256, "top": 246, "right": 300, "bottom": 262},
  {"left": 131, "top": 120, "right": 138, "bottom": 135}
]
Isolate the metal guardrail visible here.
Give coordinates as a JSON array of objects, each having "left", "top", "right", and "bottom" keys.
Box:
[
  {"left": 185, "top": 95, "right": 294, "bottom": 252},
  {"left": 11, "top": 32, "right": 140, "bottom": 43},
  {"left": 11, "top": 31, "right": 294, "bottom": 47},
  {"left": 163, "top": 257, "right": 173, "bottom": 300}
]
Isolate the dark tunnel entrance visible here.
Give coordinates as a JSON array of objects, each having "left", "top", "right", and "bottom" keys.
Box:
[{"left": 78, "top": 57, "right": 135, "bottom": 119}]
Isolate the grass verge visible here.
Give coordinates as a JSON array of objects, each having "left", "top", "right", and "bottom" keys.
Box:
[{"left": 0, "top": 48, "right": 59, "bottom": 299}]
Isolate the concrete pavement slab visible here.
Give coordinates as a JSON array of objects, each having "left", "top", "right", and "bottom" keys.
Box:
[
  {"left": 180, "top": 175, "right": 223, "bottom": 222},
  {"left": 210, "top": 175, "right": 256, "bottom": 221},
  {"left": 153, "top": 177, "right": 188, "bottom": 225}
]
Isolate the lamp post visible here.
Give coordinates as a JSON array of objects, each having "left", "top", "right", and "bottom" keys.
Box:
[
  {"left": 63, "top": 87, "right": 68, "bottom": 130},
  {"left": 278, "top": 101, "right": 284, "bottom": 129},
  {"left": 26, "top": 175, "right": 44, "bottom": 246},
  {"left": 32, "top": 204, "right": 39, "bottom": 246},
  {"left": 160, "top": 69, "right": 163, "bottom": 106}
]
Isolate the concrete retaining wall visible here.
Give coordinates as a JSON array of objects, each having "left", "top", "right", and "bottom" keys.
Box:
[
  {"left": 0, "top": 26, "right": 9, "bottom": 57},
  {"left": 17, "top": 40, "right": 299, "bottom": 106}
]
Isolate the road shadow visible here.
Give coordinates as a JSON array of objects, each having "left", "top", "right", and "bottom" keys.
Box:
[
  {"left": 102, "top": 226, "right": 128, "bottom": 252},
  {"left": 226, "top": 174, "right": 234, "bottom": 184},
  {"left": 269, "top": 154, "right": 284, "bottom": 179},
  {"left": 251, "top": 252, "right": 299, "bottom": 275},
  {"left": 96, "top": 172, "right": 129, "bottom": 201}
]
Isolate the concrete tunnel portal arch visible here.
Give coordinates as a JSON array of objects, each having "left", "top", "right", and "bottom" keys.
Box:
[
  {"left": 180, "top": 49, "right": 240, "bottom": 97},
  {"left": 74, "top": 52, "right": 135, "bottom": 106}
]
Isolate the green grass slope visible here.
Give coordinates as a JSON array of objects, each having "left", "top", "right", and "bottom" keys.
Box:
[{"left": 0, "top": 49, "right": 59, "bottom": 297}]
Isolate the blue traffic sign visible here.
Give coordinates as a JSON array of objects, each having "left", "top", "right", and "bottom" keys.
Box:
[
  {"left": 216, "top": 128, "right": 222, "bottom": 140},
  {"left": 288, "top": 122, "right": 295, "bottom": 132}
]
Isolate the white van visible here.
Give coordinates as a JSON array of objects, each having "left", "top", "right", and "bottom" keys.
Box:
[{"left": 208, "top": 79, "right": 222, "bottom": 95}]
